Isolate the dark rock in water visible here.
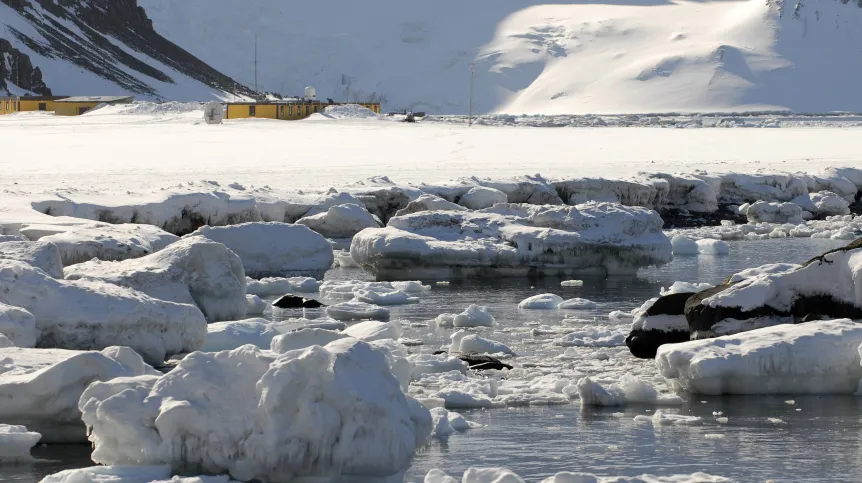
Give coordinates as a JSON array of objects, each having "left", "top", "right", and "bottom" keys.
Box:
[
  {"left": 660, "top": 205, "right": 746, "bottom": 230},
  {"left": 272, "top": 294, "right": 326, "bottom": 309},
  {"left": 431, "top": 351, "right": 513, "bottom": 370},
  {"left": 791, "top": 295, "right": 862, "bottom": 321},
  {"left": 684, "top": 284, "right": 787, "bottom": 336},
  {"left": 626, "top": 292, "right": 695, "bottom": 359}
]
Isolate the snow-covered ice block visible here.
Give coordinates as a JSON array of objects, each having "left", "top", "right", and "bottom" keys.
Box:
[
  {"left": 334, "top": 250, "right": 359, "bottom": 268},
  {"left": 518, "top": 294, "right": 564, "bottom": 309},
  {"left": 203, "top": 318, "right": 279, "bottom": 352},
  {"left": 696, "top": 239, "right": 729, "bottom": 255},
  {"left": 40, "top": 223, "right": 179, "bottom": 266},
  {"left": 185, "top": 222, "right": 333, "bottom": 278},
  {"left": 660, "top": 281, "right": 715, "bottom": 295},
  {"left": 245, "top": 294, "right": 267, "bottom": 315},
  {"left": 657, "top": 320, "right": 862, "bottom": 394},
  {"left": 671, "top": 235, "right": 699, "bottom": 255},
  {"left": 326, "top": 301, "right": 390, "bottom": 321},
  {"left": 791, "top": 191, "right": 850, "bottom": 218},
  {"left": 450, "top": 330, "right": 514, "bottom": 356},
  {"left": 0, "top": 424, "right": 41, "bottom": 461},
  {"left": 351, "top": 203, "right": 672, "bottom": 279},
  {"left": 0, "top": 241, "right": 63, "bottom": 278},
  {"left": 0, "top": 302, "right": 36, "bottom": 348},
  {"left": 0, "top": 346, "right": 158, "bottom": 443},
  {"left": 576, "top": 375, "right": 681, "bottom": 406},
  {"left": 559, "top": 298, "right": 597, "bottom": 310},
  {"left": 454, "top": 305, "right": 495, "bottom": 327},
  {"left": 394, "top": 194, "right": 466, "bottom": 217},
  {"left": 0, "top": 260, "right": 206, "bottom": 363},
  {"left": 391, "top": 280, "right": 432, "bottom": 293},
  {"left": 719, "top": 173, "right": 808, "bottom": 205},
  {"left": 343, "top": 321, "right": 403, "bottom": 342},
  {"left": 246, "top": 276, "right": 320, "bottom": 296},
  {"left": 553, "top": 177, "right": 663, "bottom": 209},
  {"left": 297, "top": 203, "right": 382, "bottom": 238},
  {"left": 727, "top": 263, "right": 801, "bottom": 283},
  {"left": 429, "top": 407, "right": 481, "bottom": 439},
  {"left": 64, "top": 237, "right": 246, "bottom": 323},
  {"left": 353, "top": 287, "right": 419, "bottom": 305},
  {"left": 269, "top": 328, "right": 350, "bottom": 354},
  {"left": 408, "top": 354, "right": 469, "bottom": 381},
  {"left": 80, "top": 341, "right": 432, "bottom": 481},
  {"left": 626, "top": 291, "right": 695, "bottom": 359},
  {"left": 39, "top": 465, "right": 172, "bottom": 483},
  {"left": 745, "top": 201, "right": 804, "bottom": 224},
  {"left": 458, "top": 186, "right": 508, "bottom": 210}
]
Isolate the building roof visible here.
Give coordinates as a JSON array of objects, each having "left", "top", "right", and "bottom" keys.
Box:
[
  {"left": 56, "top": 96, "right": 134, "bottom": 103},
  {"left": 0, "top": 96, "right": 69, "bottom": 101}
]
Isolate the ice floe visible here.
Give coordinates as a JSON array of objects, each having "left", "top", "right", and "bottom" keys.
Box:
[
  {"left": 0, "top": 424, "right": 41, "bottom": 461},
  {"left": 433, "top": 304, "right": 496, "bottom": 328},
  {"left": 296, "top": 202, "right": 382, "bottom": 238},
  {"left": 559, "top": 298, "right": 597, "bottom": 310},
  {"left": 39, "top": 223, "right": 179, "bottom": 266},
  {"left": 429, "top": 407, "right": 481, "bottom": 439},
  {"left": 449, "top": 330, "right": 515, "bottom": 356},
  {"left": 576, "top": 374, "right": 682, "bottom": 406},
  {"left": 245, "top": 294, "right": 267, "bottom": 315},
  {"left": 325, "top": 301, "right": 391, "bottom": 321},
  {"left": 670, "top": 235, "right": 699, "bottom": 255},
  {"left": 519, "top": 294, "right": 565, "bottom": 310}
]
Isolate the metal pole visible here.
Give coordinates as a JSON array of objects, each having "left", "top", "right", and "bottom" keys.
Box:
[
  {"left": 468, "top": 63, "right": 474, "bottom": 127},
  {"left": 254, "top": 33, "right": 258, "bottom": 94}
]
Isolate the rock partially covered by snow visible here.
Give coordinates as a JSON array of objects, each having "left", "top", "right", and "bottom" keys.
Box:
[
  {"left": 792, "top": 191, "right": 851, "bottom": 218},
  {"left": 394, "top": 194, "right": 466, "bottom": 217},
  {"left": 518, "top": 294, "right": 564, "bottom": 310},
  {"left": 449, "top": 330, "right": 514, "bottom": 356},
  {"left": 297, "top": 203, "right": 382, "bottom": 238},
  {"left": 40, "top": 223, "right": 179, "bottom": 266},
  {"left": 80, "top": 341, "right": 432, "bottom": 481},
  {"left": 0, "top": 346, "right": 158, "bottom": 443},
  {"left": 745, "top": 201, "right": 804, "bottom": 224},
  {"left": 185, "top": 222, "right": 333, "bottom": 278},
  {"left": 670, "top": 235, "right": 699, "bottom": 255},
  {"left": 352, "top": 203, "right": 671, "bottom": 279},
  {"left": 64, "top": 237, "right": 246, "bottom": 323},
  {"left": 0, "top": 424, "right": 41, "bottom": 461},
  {"left": 0, "top": 241, "right": 63, "bottom": 278},
  {"left": 576, "top": 374, "right": 681, "bottom": 406},
  {"left": 0, "top": 260, "right": 206, "bottom": 363},
  {"left": 0, "top": 303, "right": 36, "bottom": 348},
  {"left": 657, "top": 320, "right": 862, "bottom": 394},
  {"left": 626, "top": 292, "right": 694, "bottom": 359},
  {"left": 326, "top": 301, "right": 390, "bottom": 321},
  {"left": 458, "top": 187, "right": 508, "bottom": 210}
]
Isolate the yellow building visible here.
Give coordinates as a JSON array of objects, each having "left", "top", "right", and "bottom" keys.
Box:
[
  {"left": 225, "top": 101, "right": 381, "bottom": 121},
  {"left": 0, "top": 96, "right": 70, "bottom": 115},
  {"left": 54, "top": 96, "right": 134, "bottom": 116}
]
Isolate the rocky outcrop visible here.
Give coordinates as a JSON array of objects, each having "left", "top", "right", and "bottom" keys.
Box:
[{"left": 0, "top": 38, "right": 50, "bottom": 95}]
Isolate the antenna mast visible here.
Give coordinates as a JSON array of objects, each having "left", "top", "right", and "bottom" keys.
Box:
[{"left": 254, "top": 33, "right": 258, "bottom": 94}]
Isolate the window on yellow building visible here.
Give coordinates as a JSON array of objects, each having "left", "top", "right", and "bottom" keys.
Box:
[{"left": 249, "top": 105, "right": 256, "bottom": 117}]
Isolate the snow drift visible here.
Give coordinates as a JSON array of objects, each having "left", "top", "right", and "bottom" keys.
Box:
[
  {"left": 80, "top": 340, "right": 431, "bottom": 481},
  {"left": 351, "top": 202, "right": 672, "bottom": 278}
]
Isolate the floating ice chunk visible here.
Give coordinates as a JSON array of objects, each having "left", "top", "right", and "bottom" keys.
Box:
[
  {"left": 297, "top": 203, "right": 382, "bottom": 238},
  {"left": 334, "top": 250, "right": 359, "bottom": 268},
  {"left": 453, "top": 305, "right": 495, "bottom": 327},
  {"left": 716, "top": 417, "right": 729, "bottom": 424},
  {"left": 0, "top": 346, "right": 158, "bottom": 443},
  {"left": 657, "top": 320, "right": 862, "bottom": 395},
  {"left": 671, "top": 235, "right": 699, "bottom": 255},
  {"left": 39, "top": 465, "right": 172, "bottom": 483},
  {"left": 80, "top": 341, "right": 431, "bottom": 481},
  {"left": 519, "top": 294, "right": 564, "bottom": 310},
  {"left": 408, "top": 354, "right": 469, "bottom": 381},
  {"left": 0, "top": 241, "right": 63, "bottom": 278},
  {"left": 269, "top": 328, "right": 349, "bottom": 354},
  {"left": 554, "top": 328, "right": 626, "bottom": 347},
  {"left": 651, "top": 410, "right": 703, "bottom": 426},
  {"left": 0, "top": 424, "right": 41, "bottom": 461},
  {"left": 425, "top": 469, "right": 461, "bottom": 483},
  {"left": 437, "top": 390, "right": 495, "bottom": 409},
  {"left": 246, "top": 277, "right": 292, "bottom": 296},
  {"left": 429, "top": 407, "right": 481, "bottom": 439},
  {"left": 559, "top": 298, "right": 597, "bottom": 310},
  {"left": 185, "top": 222, "right": 334, "bottom": 278},
  {"left": 203, "top": 318, "right": 278, "bottom": 352},
  {"left": 0, "top": 303, "right": 36, "bottom": 348},
  {"left": 0, "top": 260, "right": 206, "bottom": 363},
  {"left": 560, "top": 280, "right": 584, "bottom": 287},
  {"left": 576, "top": 375, "right": 682, "bottom": 406},
  {"left": 343, "top": 320, "right": 403, "bottom": 342},
  {"left": 391, "top": 281, "right": 432, "bottom": 293},
  {"left": 325, "top": 301, "right": 390, "bottom": 321},
  {"left": 40, "top": 223, "right": 179, "bottom": 266},
  {"left": 245, "top": 295, "right": 267, "bottom": 315},
  {"left": 696, "top": 239, "right": 729, "bottom": 255},
  {"left": 767, "top": 417, "right": 785, "bottom": 425},
  {"left": 450, "top": 330, "right": 515, "bottom": 356},
  {"left": 64, "top": 237, "right": 246, "bottom": 323},
  {"left": 354, "top": 287, "right": 419, "bottom": 305}
]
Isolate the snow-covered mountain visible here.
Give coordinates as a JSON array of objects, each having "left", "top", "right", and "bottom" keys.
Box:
[{"left": 3, "top": 0, "right": 862, "bottom": 113}]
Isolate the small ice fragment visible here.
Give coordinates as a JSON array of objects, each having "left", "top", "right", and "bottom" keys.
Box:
[
  {"left": 561, "top": 280, "right": 584, "bottom": 287},
  {"left": 705, "top": 434, "right": 725, "bottom": 440},
  {"left": 784, "top": 400, "right": 795, "bottom": 405},
  {"left": 700, "top": 400, "right": 707, "bottom": 403},
  {"left": 712, "top": 411, "right": 723, "bottom": 416},
  {"left": 633, "top": 415, "right": 652, "bottom": 423},
  {"left": 716, "top": 417, "right": 729, "bottom": 424},
  {"left": 436, "top": 281, "right": 450, "bottom": 286},
  {"left": 767, "top": 418, "right": 785, "bottom": 424}
]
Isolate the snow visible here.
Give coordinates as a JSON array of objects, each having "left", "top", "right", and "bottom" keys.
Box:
[
  {"left": 80, "top": 340, "right": 431, "bottom": 481},
  {"left": 518, "top": 294, "right": 564, "bottom": 310},
  {"left": 395, "top": 194, "right": 466, "bottom": 217},
  {"left": 0, "top": 346, "right": 158, "bottom": 443},
  {"left": 185, "top": 222, "right": 334, "bottom": 278},
  {"left": 269, "top": 328, "right": 349, "bottom": 354},
  {"left": 745, "top": 201, "right": 804, "bottom": 224},
  {"left": 322, "top": 104, "right": 380, "bottom": 120},
  {"left": 343, "top": 321, "right": 404, "bottom": 342},
  {"left": 0, "top": 424, "right": 41, "bottom": 461},
  {"left": 575, "top": 375, "right": 681, "bottom": 407},
  {"left": 659, "top": 282, "right": 715, "bottom": 296},
  {"left": 558, "top": 298, "right": 597, "bottom": 310},
  {"left": 352, "top": 203, "right": 671, "bottom": 279},
  {"left": 0, "top": 241, "right": 63, "bottom": 278},
  {"left": 202, "top": 318, "right": 278, "bottom": 352},
  {"left": 656, "top": 320, "right": 862, "bottom": 395},
  {"left": 791, "top": 191, "right": 850, "bottom": 218},
  {"left": 353, "top": 287, "right": 420, "bottom": 306},
  {"left": 449, "top": 330, "right": 515, "bottom": 356},
  {"left": 38, "top": 466, "right": 172, "bottom": 483},
  {"left": 727, "top": 263, "right": 801, "bottom": 283},
  {"left": 39, "top": 223, "right": 179, "bottom": 266},
  {"left": 560, "top": 280, "right": 584, "bottom": 287},
  {"left": 296, "top": 203, "right": 382, "bottom": 238},
  {"left": 695, "top": 239, "right": 729, "bottom": 255},
  {"left": 0, "top": 302, "right": 36, "bottom": 348},
  {"left": 246, "top": 276, "right": 320, "bottom": 296},
  {"left": 428, "top": 468, "right": 730, "bottom": 483},
  {"left": 245, "top": 294, "right": 267, "bottom": 315},
  {"left": 670, "top": 235, "right": 699, "bottom": 255},
  {"left": 64, "top": 237, "right": 246, "bottom": 323},
  {"left": 0, "top": 260, "right": 206, "bottom": 364},
  {"left": 458, "top": 187, "right": 508, "bottom": 210},
  {"left": 325, "top": 301, "right": 391, "bottom": 321}
]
